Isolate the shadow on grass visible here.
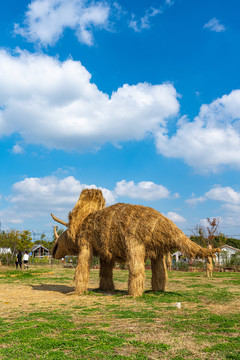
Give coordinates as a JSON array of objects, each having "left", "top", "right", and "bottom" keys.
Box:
[
  {"left": 30, "top": 284, "right": 183, "bottom": 300},
  {"left": 30, "top": 284, "right": 128, "bottom": 296},
  {"left": 31, "top": 284, "right": 75, "bottom": 294},
  {"left": 89, "top": 288, "right": 129, "bottom": 296}
]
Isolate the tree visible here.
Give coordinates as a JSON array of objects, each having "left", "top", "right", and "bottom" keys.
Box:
[
  {"left": 18, "top": 230, "right": 33, "bottom": 251},
  {"left": 206, "top": 217, "right": 220, "bottom": 246},
  {"left": 192, "top": 224, "right": 207, "bottom": 247},
  {"left": 0, "top": 229, "right": 33, "bottom": 265},
  {"left": 191, "top": 217, "right": 221, "bottom": 248}
]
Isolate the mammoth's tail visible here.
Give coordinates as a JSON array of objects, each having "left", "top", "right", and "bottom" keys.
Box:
[{"left": 174, "top": 233, "right": 221, "bottom": 259}]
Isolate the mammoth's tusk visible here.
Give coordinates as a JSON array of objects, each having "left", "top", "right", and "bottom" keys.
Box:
[
  {"left": 54, "top": 226, "right": 59, "bottom": 240},
  {"left": 51, "top": 213, "right": 68, "bottom": 227}
]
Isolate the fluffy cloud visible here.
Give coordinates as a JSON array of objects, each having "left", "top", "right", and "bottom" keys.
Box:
[
  {"left": 12, "top": 144, "right": 25, "bottom": 154},
  {"left": 205, "top": 186, "right": 240, "bottom": 204},
  {"left": 166, "top": 211, "right": 186, "bottom": 223},
  {"left": 156, "top": 90, "right": 240, "bottom": 172},
  {"left": 186, "top": 186, "right": 240, "bottom": 208},
  {"left": 1, "top": 176, "right": 177, "bottom": 226},
  {"left": 0, "top": 176, "right": 115, "bottom": 226},
  {"left": 204, "top": 18, "right": 226, "bottom": 33},
  {"left": 114, "top": 180, "right": 175, "bottom": 200},
  {"left": 0, "top": 49, "right": 179, "bottom": 151},
  {"left": 9, "top": 176, "right": 115, "bottom": 210},
  {"left": 14, "top": 0, "right": 111, "bottom": 46}
]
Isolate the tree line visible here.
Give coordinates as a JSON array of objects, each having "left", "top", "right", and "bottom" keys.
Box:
[{"left": 0, "top": 226, "right": 65, "bottom": 260}]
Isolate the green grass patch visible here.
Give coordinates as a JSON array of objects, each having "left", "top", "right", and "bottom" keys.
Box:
[{"left": 0, "top": 267, "right": 239, "bottom": 359}]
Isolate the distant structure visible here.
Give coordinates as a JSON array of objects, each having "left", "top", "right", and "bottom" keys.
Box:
[
  {"left": 31, "top": 244, "right": 50, "bottom": 257},
  {"left": 0, "top": 248, "right": 11, "bottom": 255},
  {"left": 218, "top": 244, "right": 239, "bottom": 265}
]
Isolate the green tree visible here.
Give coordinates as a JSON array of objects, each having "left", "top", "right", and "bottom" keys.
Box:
[{"left": 0, "top": 229, "right": 33, "bottom": 265}]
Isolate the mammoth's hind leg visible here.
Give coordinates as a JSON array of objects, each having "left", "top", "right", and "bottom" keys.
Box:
[
  {"left": 151, "top": 254, "right": 168, "bottom": 292},
  {"left": 127, "top": 239, "right": 145, "bottom": 297},
  {"left": 99, "top": 257, "right": 115, "bottom": 291},
  {"left": 75, "top": 243, "right": 92, "bottom": 295}
]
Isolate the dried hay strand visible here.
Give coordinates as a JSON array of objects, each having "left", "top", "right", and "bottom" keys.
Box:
[
  {"left": 51, "top": 189, "right": 106, "bottom": 259},
  {"left": 74, "top": 242, "right": 92, "bottom": 295},
  {"left": 165, "top": 252, "right": 172, "bottom": 271},
  {"left": 206, "top": 244, "right": 214, "bottom": 278},
  {"left": 151, "top": 254, "right": 168, "bottom": 291},
  {"left": 51, "top": 189, "right": 221, "bottom": 297},
  {"left": 80, "top": 201, "right": 220, "bottom": 261},
  {"left": 99, "top": 257, "right": 115, "bottom": 291},
  {"left": 68, "top": 189, "right": 106, "bottom": 240}
]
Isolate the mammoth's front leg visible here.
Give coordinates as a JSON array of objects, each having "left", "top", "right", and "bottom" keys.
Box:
[
  {"left": 99, "top": 257, "right": 115, "bottom": 291},
  {"left": 151, "top": 253, "right": 168, "bottom": 292},
  {"left": 127, "top": 238, "right": 145, "bottom": 297},
  {"left": 75, "top": 243, "right": 92, "bottom": 295}
]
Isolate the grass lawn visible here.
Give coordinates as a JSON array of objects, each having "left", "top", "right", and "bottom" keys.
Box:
[{"left": 0, "top": 265, "right": 239, "bottom": 359}]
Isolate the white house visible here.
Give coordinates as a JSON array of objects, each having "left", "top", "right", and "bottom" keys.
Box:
[
  {"left": 218, "top": 245, "right": 240, "bottom": 265},
  {"left": 0, "top": 247, "right": 11, "bottom": 255}
]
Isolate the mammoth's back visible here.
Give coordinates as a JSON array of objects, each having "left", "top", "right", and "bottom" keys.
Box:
[{"left": 81, "top": 203, "right": 183, "bottom": 259}]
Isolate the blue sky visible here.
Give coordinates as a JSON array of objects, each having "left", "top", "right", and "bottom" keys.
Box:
[{"left": 0, "top": 0, "right": 240, "bottom": 241}]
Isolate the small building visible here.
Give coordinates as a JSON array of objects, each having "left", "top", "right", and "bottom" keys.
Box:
[
  {"left": 218, "top": 245, "right": 240, "bottom": 265},
  {"left": 0, "top": 247, "right": 11, "bottom": 255},
  {"left": 31, "top": 244, "right": 50, "bottom": 258}
]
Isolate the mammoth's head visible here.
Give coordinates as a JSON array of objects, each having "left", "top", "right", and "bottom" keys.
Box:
[
  {"left": 51, "top": 189, "right": 105, "bottom": 259},
  {"left": 51, "top": 216, "right": 79, "bottom": 259}
]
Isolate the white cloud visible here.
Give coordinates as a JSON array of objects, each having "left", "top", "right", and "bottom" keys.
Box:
[
  {"left": 156, "top": 90, "right": 240, "bottom": 172},
  {"left": 129, "top": 7, "right": 162, "bottom": 32},
  {"left": 12, "top": 144, "right": 25, "bottom": 154},
  {"left": 114, "top": 180, "right": 173, "bottom": 200},
  {"left": 1, "top": 176, "right": 177, "bottom": 227},
  {"left": 204, "top": 18, "right": 226, "bottom": 33},
  {"left": 205, "top": 186, "right": 240, "bottom": 204},
  {"left": 9, "top": 176, "right": 115, "bottom": 210},
  {"left": 14, "top": 0, "right": 111, "bottom": 46},
  {"left": 0, "top": 50, "right": 179, "bottom": 151},
  {"left": 0, "top": 176, "right": 115, "bottom": 226},
  {"left": 186, "top": 196, "right": 206, "bottom": 206},
  {"left": 166, "top": 211, "right": 186, "bottom": 224},
  {"left": 186, "top": 186, "right": 240, "bottom": 210}
]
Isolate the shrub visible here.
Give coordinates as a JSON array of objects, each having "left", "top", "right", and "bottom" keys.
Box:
[{"left": 0, "top": 253, "right": 15, "bottom": 266}]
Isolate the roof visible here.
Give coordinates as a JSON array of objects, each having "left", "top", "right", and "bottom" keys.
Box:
[
  {"left": 220, "top": 245, "right": 240, "bottom": 252},
  {"left": 31, "top": 244, "right": 50, "bottom": 252}
]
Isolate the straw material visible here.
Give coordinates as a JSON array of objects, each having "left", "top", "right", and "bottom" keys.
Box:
[
  {"left": 52, "top": 189, "right": 220, "bottom": 297},
  {"left": 151, "top": 254, "right": 168, "bottom": 291},
  {"left": 165, "top": 252, "right": 172, "bottom": 271},
  {"left": 51, "top": 189, "right": 105, "bottom": 259},
  {"left": 206, "top": 244, "right": 214, "bottom": 277},
  {"left": 99, "top": 258, "right": 115, "bottom": 291}
]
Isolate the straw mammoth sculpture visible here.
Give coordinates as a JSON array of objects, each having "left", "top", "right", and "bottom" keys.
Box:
[{"left": 51, "top": 189, "right": 220, "bottom": 297}]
